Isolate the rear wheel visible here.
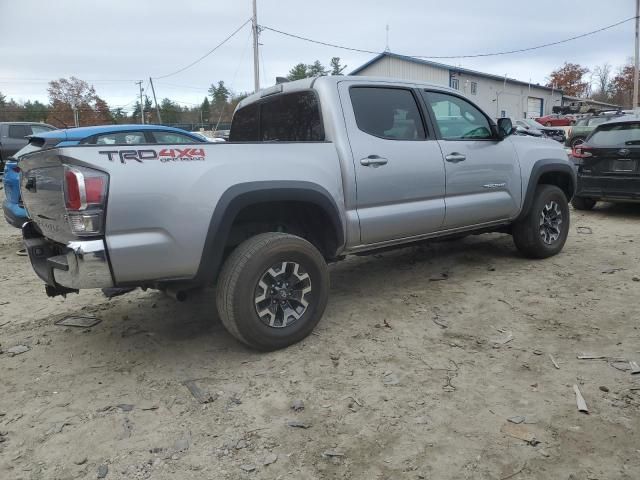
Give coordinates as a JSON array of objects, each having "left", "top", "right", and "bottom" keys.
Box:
[
  {"left": 545, "top": 122, "right": 552, "bottom": 127},
  {"left": 216, "top": 233, "right": 329, "bottom": 351},
  {"left": 512, "top": 185, "right": 570, "bottom": 259},
  {"left": 571, "top": 196, "right": 597, "bottom": 211}
]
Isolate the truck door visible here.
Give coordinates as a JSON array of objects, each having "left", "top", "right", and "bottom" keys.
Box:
[
  {"left": 421, "top": 90, "right": 522, "bottom": 229},
  {"left": 339, "top": 84, "right": 446, "bottom": 244}
]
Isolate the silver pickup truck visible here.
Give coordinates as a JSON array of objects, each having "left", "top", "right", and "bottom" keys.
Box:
[{"left": 18, "top": 76, "right": 576, "bottom": 350}]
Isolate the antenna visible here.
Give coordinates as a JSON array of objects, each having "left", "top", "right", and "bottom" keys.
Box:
[{"left": 385, "top": 24, "right": 390, "bottom": 52}]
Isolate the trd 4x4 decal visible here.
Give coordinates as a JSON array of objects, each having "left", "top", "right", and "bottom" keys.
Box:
[
  {"left": 99, "top": 148, "right": 206, "bottom": 164},
  {"left": 158, "top": 148, "right": 206, "bottom": 162}
]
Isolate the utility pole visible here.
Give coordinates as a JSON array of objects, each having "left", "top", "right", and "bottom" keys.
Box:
[
  {"left": 136, "top": 80, "right": 145, "bottom": 124},
  {"left": 634, "top": 0, "right": 639, "bottom": 111},
  {"left": 149, "top": 77, "right": 162, "bottom": 124},
  {"left": 385, "top": 24, "right": 390, "bottom": 52},
  {"left": 252, "top": 0, "right": 260, "bottom": 92}
]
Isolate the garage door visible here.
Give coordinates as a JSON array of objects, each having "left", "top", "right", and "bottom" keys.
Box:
[{"left": 527, "top": 97, "right": 543, "bottom": 118}]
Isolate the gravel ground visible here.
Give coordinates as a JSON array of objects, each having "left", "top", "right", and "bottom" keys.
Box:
[{"left": 1, "top": 203, "right": 640, "bottom": 480}]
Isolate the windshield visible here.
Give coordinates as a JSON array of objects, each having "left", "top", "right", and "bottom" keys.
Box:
[
  {"left": 588, "top": 123, "right": 640, "bottom": 146},
  {"left": 521, "top": 119, "right": 541, "bottom": 129}
]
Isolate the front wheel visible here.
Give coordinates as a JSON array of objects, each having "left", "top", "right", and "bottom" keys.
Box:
[
  {"left": 512, "top": 185, "right": 570, "bottom": 259},
  {"left": 545, "top": 122, "right": 552, "bottom": 127},
  {"left": 216, "top": 233, "right": 329, "bottom": 351}
]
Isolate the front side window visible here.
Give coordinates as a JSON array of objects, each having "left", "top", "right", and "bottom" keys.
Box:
[
  {"left": 229, "top": 91, "right": 324, "bottom": 142},
  {"left": 424, "top": 91, "right": 493, "bottom": 140},
  {"left": 8, "top": 125, "right": 30, "bottom": 139},
  {"left": 151, "top": 131, "right": 199, "bottom": 144},
  {"left": 94, "top": 131, "right": 149, "bottom": 145},
  {"left": 350, "top": 87, "right": 426, "bottom": 141}
]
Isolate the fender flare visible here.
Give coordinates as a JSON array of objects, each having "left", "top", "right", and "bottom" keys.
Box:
[
  {"left": 517, "top": 159, "right": 577, "bottom": 221},
  {"left": 193, "top": 181, "right": 344, "bottom": 284}
]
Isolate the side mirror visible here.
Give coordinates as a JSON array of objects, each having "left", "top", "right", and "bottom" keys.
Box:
[{"left": 497, "top": 118, "right": 514, "bottom": 138}]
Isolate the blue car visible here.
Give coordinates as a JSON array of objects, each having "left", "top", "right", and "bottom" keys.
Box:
[{"left": 2, "top": 124, "right": 205, "bottom": 228}]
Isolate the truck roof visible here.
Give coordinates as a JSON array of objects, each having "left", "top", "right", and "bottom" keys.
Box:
[{"left": 237, "top": 75, "right": 458, "bottom": 110}]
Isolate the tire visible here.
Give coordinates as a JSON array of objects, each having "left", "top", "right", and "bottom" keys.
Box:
[
  {"left": 570, "top": 137, "right": 585, "bottom": 148},
  {"left": 216, "top": 232, "right": 329, "bottom": 351},
  {"left": 512, "top": 185, "right": 570, "bottom": 259},
  {"left": 545, "top": 122, "right": 552, "bottom": 127},
  {"left": 572, "top": 196, "right": 597, "bottom": 211}
]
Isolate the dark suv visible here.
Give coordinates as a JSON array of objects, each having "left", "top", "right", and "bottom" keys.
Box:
[
  {"left": 572, "top": 116, "right": 640, "bottom": 210},
  {"left": 0, "top": 122, "right": 56, "bottom": 169}
]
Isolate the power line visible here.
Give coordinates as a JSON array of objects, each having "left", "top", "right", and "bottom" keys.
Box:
[
  {"left": 261, "top": 16, "right": 636, "bottom": 60},
  {"left": 152, "top": 19, "right": 252, "bottom": 80}
]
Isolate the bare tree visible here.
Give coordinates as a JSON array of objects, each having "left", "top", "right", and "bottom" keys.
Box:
[{"left": 592, "top": 63, "right": 612, "bottom": 101}]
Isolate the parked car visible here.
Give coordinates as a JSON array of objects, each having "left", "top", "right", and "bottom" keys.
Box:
[
  {"left": 190, "top": 131, "right": 226, "bottom": 142},
  {"left": 535, "top": 114, "right": 574, "bottom": 127},
  {"left": 571, "top": 116, "right": 640, "bottom": 210},
  {"left": 18, "top": 76, "right": 575, "bottom": 350},
  {"left": 514, "top": 119, "right": 566, "bottom": 143},
  {"left": 0, "top": 122, "right": 55, "bottom": 170},
  {"left": 566, "top": 113, "right": 626, "bottom": 148},
  {"left": 2, "top": 124, "right": 205, "bottom": 228}
]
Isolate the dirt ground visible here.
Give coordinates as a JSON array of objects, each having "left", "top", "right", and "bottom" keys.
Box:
[{"left": 1, "top": 203, "right": 640, "bottom": 480}]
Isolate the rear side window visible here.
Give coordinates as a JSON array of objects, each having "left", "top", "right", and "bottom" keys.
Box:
[
  {"left": 350, "top": 87, "right": 426, "bottom": 140},
  {"left": 31, "top": 125, "right": 53, "bottom": 134},
  {"left": 230, "top": 103, "right": 260, "bottom": 142},
  {"left": 588, "top": 123, "right": 640, "bottom": 146},
  {"left": 587, "top": 117, "right": 610, "bottom": 127},
  {"left": 151, "top": 131, "right": 199, "bottom": 144},
  {"left": 8, "top": 125, "right": 30, "bottom": 139},
  {"left": 230, "top": 91, "right": 324, "bottom": 142},
  {"left": 94, "top": 132, "right": 149, "bottom": 145}
]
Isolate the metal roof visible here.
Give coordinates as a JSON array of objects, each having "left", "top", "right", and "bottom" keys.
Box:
[{"left": 350, "top": 52, "right": 561, "bottom": 93}]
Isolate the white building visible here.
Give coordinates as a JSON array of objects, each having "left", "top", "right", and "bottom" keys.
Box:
[{"left": 350, "top": 52, "right": 562, "bottom": 120}]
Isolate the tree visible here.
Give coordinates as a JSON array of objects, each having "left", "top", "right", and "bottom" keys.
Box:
[
  {"left": 201, "top": 97, "right": 211, "bottom": 123},
  {"left": 208, "top": 81, "right": 231, "bottom": 121},
  {"left": 112, "top": 107, "right": 126, "bottom": 123},
  {"left": 131, "top": 96, "right": 154, "bottom": 124},
  {"left": 592, "top": 63, "right": 612, "bottom": 102},
  {"left": 159, "top": 98, "right": 181, "bottom": 124},
  {"left": 22, "top": 100, "right": 49, "bottom": 122},
  {"left": 209, "top": 81, "right": 230, "bottom": 108},
  {"left": 330, "top": 57, "right": 347, "bottom": 76},
  {"left": 47, "top": 77, "right": 112, "bottom": 127},
  {"left": 287, "top": 63, "right": 309, "bottom": 81},
  {"left": 307, "top": 60, "right": 328, "bottom": 77},
  {"left": 611, "top": 62, "right": 636, "bottom": 108},
  {"left": 547, "top": 63, "right": 590, "bottom": 97}
]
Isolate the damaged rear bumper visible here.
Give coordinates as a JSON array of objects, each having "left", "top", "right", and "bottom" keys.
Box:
[{"left": 22, "top": 221, "right": 114, "bottom": 295}]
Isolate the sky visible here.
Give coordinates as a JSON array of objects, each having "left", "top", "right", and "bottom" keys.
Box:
[{"left": 0, "top": 0, "right": 636, "bottom": 113}]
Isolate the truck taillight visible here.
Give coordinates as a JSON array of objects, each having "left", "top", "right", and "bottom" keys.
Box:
[{"left": 63, "top": 166, "right": 108, "bottom": 236}]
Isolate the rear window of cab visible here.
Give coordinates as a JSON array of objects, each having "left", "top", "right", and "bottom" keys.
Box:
[
  {"left": 229, "top": 91, "right": 324, "bottom": 142},
  {"left": 588, "top": 123, "right": 640, "bottom": 146}
]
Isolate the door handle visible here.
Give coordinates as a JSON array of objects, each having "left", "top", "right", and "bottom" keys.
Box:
[
  {"left": 445, "top": 153, "right": 466, "bottom": 163},
  {"left": 360, "top": 155, "right": 388, "bottom": 167}
]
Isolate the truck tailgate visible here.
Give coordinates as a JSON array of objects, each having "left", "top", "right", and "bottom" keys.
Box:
[{"left": 18, "top": 150, "right": 76, "bottom": 244}]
